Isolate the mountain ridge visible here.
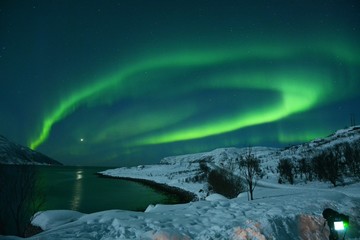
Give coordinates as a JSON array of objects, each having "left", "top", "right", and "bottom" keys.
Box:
[
  {"left": 161, "top": 125, "right": 360, "bottom": 165},
  {"left": 101, "top": 125, "right": 360, "bottom": 200},
  {"left": 0, "top": 135, "right": 62, "bottom": 165}
]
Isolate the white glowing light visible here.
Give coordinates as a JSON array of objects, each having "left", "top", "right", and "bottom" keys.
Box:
[
  {"left": 334, "top": 221, "right": 345, "bottom": 231},
  {"left": 80, "top": 138, "right": 84, "bottom": 142},
  {"left": 76, "top": 170, "right": 83, "bottom": 180}
]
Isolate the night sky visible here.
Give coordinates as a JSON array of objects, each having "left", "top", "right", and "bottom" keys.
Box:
[{"left": 1, "top": 1, "right": 359, "bottom": 166}]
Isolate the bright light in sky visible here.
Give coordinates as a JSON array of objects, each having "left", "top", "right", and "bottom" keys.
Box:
[{"left": 0, "top": 1, "right": 359, "bottom": 166}]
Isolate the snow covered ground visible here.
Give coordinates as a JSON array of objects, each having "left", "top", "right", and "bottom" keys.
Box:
[
  {"left": 2, "top": 127, "right": 360, "bottom": 239},
  {"left": 2, "top": 182, "right": 359, "bottom": 239}
]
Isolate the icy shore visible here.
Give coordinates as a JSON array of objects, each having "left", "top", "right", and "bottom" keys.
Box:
[{"left": 3, "top": 180, "right": 359, "bottom": 239}]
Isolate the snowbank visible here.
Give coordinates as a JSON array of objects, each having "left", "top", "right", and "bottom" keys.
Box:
[
  {"left": 31, "top": 210, "right": 85, "bottom": 231},
  {"left": 6, "top": 184, "right": 360, "bottom": 239}
]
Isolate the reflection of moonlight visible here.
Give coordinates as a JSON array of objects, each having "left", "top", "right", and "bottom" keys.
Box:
[
  {"left": 76, "top": 170, "right": 83, "bottom": 180},
  {"left": 71, "top": 169, "right": 83, "bottom": 210}
]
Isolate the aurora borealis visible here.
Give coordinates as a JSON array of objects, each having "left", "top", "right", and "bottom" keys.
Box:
[{"left": 1, "top": 1, "right": 360, "bottom": 166}]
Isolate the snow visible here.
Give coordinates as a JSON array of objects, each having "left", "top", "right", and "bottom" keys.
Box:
[
  {"left": 3, "top": 184, "right": 359, "bottom": 239},
  {"left": 100, "top": 163, "right": 207, "bottom": 199},
  {"left": 205, "top": 193, "right": 228, "bottom": 201},
  {"left": 31, "top": 210, "right": 85, "bottom": 231},
  {"left": 1, "top": 126, "right": 360, "bottom": 239}
]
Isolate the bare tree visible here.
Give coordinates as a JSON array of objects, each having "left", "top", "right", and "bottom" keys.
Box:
[
  {"left": 296, "top": 158, "right": 313, "bottom": 182},
  {"left": 239, "top": 148, "right": 264, "bottom": 200},
  {"left": 0, "top": 165, "right": 45, "bottom": 237},
  {"left": 343, "top": 141, "right": 360, "bottom": 179},
  {"left": 312, "top": 150, "right": 343, "bottom": 187},
  {"left": 350, "top": 113, "right": 356, "bottom": 127}
]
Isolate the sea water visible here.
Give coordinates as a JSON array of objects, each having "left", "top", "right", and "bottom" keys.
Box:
[{"left": 35, "top": 165, "right": 180, "bottom": 213}]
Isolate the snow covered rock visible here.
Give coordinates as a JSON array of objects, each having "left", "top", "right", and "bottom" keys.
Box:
[
  {"left": 205, "top": 193, "right": 228, "bottom": 201},
  {"left": 31, "top": 210, "right": 85, "bottom": 231}
]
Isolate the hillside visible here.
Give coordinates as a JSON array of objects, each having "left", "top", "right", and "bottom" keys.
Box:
[
  {"left": 101, "top": 125, "right": 360, "bottom": 199},
  {"left": 0, "top": 135, "right": 62, "bottom": 165}
]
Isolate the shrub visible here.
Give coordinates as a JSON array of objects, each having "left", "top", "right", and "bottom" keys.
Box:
[
  {"left": 0, "top": 165, "right": 45, "bottom": 236},
  {"left": 343, "top": 141, "right": 360, "bottom": 179},
  {"left": 277, "top": 159, "right": 294, "bottom": 184},
  {"left": 312, "top": 151, "right": 342, "bottom": 186},
  {"left": 296, "top": 158, "right": 313, "bottom": 182},
  {"left": 207, "top": 168, "right": 244, "bottom": 198}
]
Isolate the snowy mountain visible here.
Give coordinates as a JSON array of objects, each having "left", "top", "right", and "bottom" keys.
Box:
[
  {"left": 101, "top": 125, "right": 360, "bottom": 200},
  {"left": 161, "top": 125, "right": 360, "bottom": 170},
  {"left": 0, "top": 135, "right": 62, "bottom": 165}
]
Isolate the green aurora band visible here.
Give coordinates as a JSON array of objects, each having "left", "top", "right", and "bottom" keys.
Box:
[
  {"left": 135, "top": 70, "right": 331, "bottom": 145},
  {"left": 30, "top": 42, "right": 360, "bottom": 150}
]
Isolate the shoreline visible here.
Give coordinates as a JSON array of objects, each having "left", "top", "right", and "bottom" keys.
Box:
[
  {"left": 24, "top": 172, "right": 197, "bottom": 238},
  {"left": 96, "top": 173, "right": 197, "bottom": 204}
]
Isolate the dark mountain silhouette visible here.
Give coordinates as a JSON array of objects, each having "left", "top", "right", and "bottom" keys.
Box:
[{"left": 0, "top": 135, "right": 62, "bottom": 165}]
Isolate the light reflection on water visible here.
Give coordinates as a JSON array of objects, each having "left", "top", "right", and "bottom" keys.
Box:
[
  {"left": 36, "top": 166, "right": 180, "bottom": 213},
  {"left": 76, "top": 170, "right": 83, "bottom": 180},
  {"left": 71, "top": 169, "right": 83, "bottom": 210}
]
